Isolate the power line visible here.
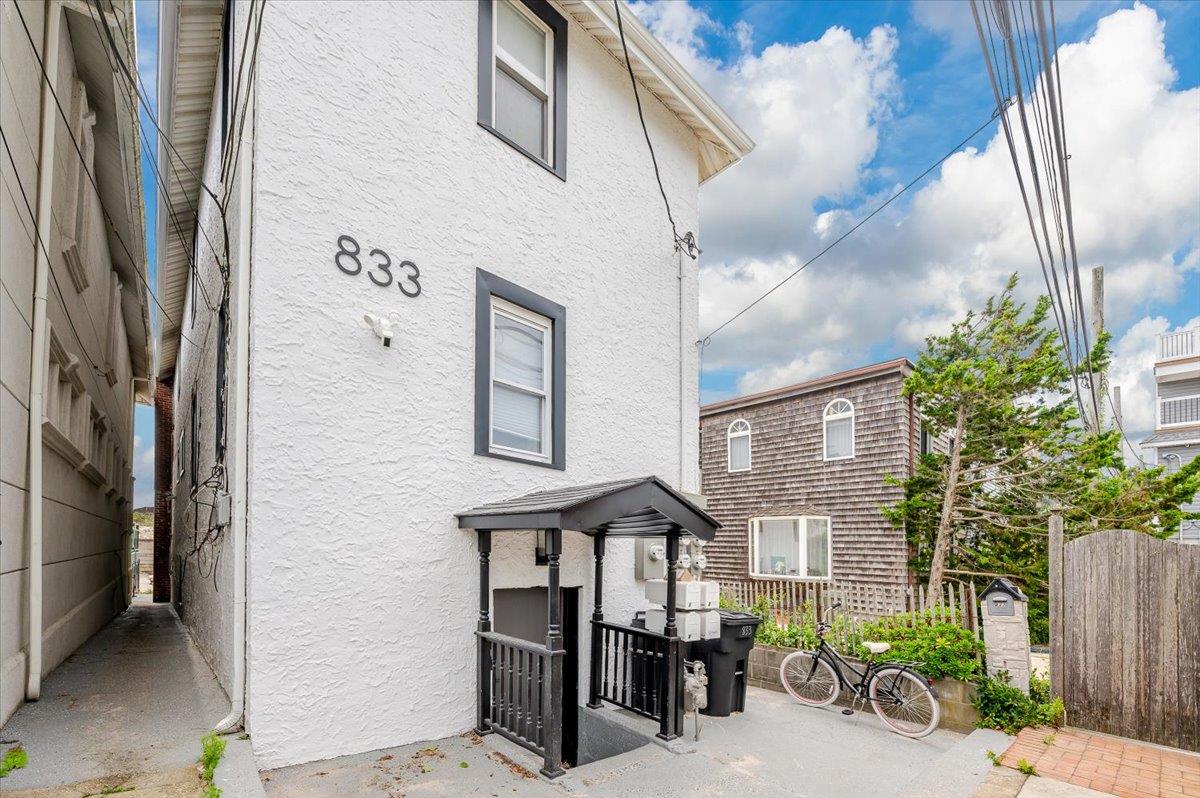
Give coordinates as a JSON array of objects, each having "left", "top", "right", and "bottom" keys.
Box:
[
  {"left": 82, "top": 1, "right": 219, "bottom": 315},
  {"left": 613, "top": 0, "right": 697, "bottom": 259},
  {"left": 2, "top": 128, "right": 127, "bottom": 429},
  {"left": 10, "top": 0, "right": 198, "bottom": 347},
  {"left": 699, "top": 107, "right": 1008, "bottom": 346}
]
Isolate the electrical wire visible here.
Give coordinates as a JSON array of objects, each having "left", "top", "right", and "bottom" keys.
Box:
[
  {"left": 699, "top": 106, "right": 1008, "bottom": 346},
  {"left": 612, "top": 0, "right": 696, "bottom": 258},
  {"left": 10, "top": 0, "right": 198, "bottom": 346}
]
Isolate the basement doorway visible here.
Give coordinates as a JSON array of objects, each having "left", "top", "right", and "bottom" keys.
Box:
[{"left": 494, "top": 587, "right": 579, "bottom": 766}]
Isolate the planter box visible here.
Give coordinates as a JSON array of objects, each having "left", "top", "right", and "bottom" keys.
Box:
[{"left": 747, "top": 645, "right": 979, "bottom": 733}]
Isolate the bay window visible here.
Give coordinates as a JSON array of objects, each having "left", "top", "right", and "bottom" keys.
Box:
[{"left": 750, "top": 516, "right": 832, "bottom": 580}]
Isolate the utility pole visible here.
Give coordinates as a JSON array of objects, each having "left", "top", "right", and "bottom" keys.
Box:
[{"left": 1090, "top": 266, "right": 1106, "bottom": 432}]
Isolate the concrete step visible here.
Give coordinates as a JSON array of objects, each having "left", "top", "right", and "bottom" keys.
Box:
[{"left": 899, "top": 728, "right": 1014, "bottom": 798}]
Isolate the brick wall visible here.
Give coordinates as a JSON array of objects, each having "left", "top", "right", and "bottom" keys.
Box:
[
  {"left": 699, "top": 368, "right": 915, "bottom": 589},
  {"left": 153, "top": 375, "right": 174, "bottom": 602}
]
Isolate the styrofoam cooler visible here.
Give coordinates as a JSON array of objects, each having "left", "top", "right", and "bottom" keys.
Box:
[
  {"left": 644, "top": 580, "right": 720, "bottom": 610},
  {"left": 644, "top": 608, "right": 720, "bottom": 641}
]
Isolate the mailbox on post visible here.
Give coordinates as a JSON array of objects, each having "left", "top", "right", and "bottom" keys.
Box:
[{"left": 980, "top": 578, "right": 1032, "bottom": 692}]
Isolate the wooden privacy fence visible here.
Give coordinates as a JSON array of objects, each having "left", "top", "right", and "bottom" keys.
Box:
[
  {"left": 720, "top": 578, "right": 980, "bottom": 651},
  {"left": 1050, "top": 526, "right": 1200, "bottom": 752}
]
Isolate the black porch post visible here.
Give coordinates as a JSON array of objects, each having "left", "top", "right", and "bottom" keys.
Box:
[
  {"left": 587, "top": 533, "right": 605, "bottom": 708},
  {"left": 658, "top": 530, "right": 681, "bottom": 740},
  {"left": 476, "top": 529, "right": 492, "bottom": 735},
  {"left": 542, "top": 528, "right": 565, "bottom": 778}
]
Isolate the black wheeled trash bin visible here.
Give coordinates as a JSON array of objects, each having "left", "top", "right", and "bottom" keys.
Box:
[{"left": 687, "top": 610, "right": 761, "bottom": 716}]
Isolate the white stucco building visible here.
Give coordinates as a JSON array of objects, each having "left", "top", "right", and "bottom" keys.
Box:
[
  {"left": 155, "top": 0, "right": 750, "bottom": 772},
  {"left": 1, "top": 0, "right": 150, "bottom": 726}
]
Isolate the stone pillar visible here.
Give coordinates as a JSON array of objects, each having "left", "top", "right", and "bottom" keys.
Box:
[
  {"left": 980, "top": 578, "right": 1031, "bottom": 693},
  {"left": 153, "top": 375, "right": 174, "bottom": 603}
]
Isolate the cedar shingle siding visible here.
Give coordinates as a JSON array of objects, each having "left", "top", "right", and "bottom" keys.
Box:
[{"left": 699, "top": 363, "right": 916, "bottom": 590}]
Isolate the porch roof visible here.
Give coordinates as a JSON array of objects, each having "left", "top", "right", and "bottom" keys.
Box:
[{"left": 456, "top": 476, "right": 719, "bottom": 540}]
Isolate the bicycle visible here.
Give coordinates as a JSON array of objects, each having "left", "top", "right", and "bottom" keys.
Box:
[{"left": 777, "top": 602, "right": 941, "bottom": 738}]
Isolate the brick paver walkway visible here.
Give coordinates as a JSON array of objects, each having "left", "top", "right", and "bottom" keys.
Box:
[{"left": 1001, "top": 727, "right": 1200, "bottom": 797}]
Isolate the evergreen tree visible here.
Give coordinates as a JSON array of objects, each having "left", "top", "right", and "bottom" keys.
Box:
[{"left": 885, "top": 275, "right": 1200, "bottom": 604}]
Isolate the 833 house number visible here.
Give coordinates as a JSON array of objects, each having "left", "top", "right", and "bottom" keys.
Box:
[{"left": 333, "top": 234, "right": 422, "bottom": 297}]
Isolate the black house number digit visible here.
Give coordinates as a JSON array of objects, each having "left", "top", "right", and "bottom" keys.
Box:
[{"left": 332, "top": 235, "right": 422, "bottom": 297}]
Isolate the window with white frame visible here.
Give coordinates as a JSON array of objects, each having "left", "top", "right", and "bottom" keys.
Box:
[
  {"left": 823, "top": 398, "right": 855, "bottom": 460},
  {"left": 750, "top": 516, "right": 831, "bottom": 579},
  {"left": 475, "top": 269, "right": 566, "bottom": 469},
  {"left": 490, "top": 297, "right": 552, "bottom": 459},
  {"left": 478, "top": 0, "right": 567, "bottom": 178},
  {"left": 727, "top": 419, "right": 751, "bottom": 472}
]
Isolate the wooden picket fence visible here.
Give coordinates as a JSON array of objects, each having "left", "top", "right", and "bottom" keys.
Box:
[{"left": 720, "top": 578, "right": 980, "bottom": 653}]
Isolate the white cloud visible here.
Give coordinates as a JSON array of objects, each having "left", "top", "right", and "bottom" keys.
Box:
[
  {"left": 631, "top": 1, "right": 900, "bottom": 264},
  {"left": 630, "top": 2, "right": 1199, "bottom": 404},
  {"left": 133, "top": 428, "right": 155, "bottom": 507}
]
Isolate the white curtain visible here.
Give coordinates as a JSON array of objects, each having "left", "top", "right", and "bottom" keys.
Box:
[
  {"left": 756, "top": 519, "right": 798, "bottom": 576},
  {"left": 825, "top": 415, "right": 853, "bottom": 458},
  {"left": 729, "top": 434, "right": 750, "bottom": 470},
  {"left": 805, "top": 518, "right": 830, "bottom": 578}
]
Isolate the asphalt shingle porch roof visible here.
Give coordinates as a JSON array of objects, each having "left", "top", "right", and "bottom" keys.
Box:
[{"left": 456, "top": 476, "right": 719, "bottom": 540}]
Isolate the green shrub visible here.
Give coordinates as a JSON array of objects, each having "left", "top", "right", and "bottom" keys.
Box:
[
  {"left": 973, "top": 671, "right": 1064, "bottom": 734},
  {"left": 858, "top": 612, "right": 984, "bottom": 681}
]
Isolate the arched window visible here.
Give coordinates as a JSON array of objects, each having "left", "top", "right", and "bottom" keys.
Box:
[
  {"left": 727, "top": 419, "right": 752, "bottom": 472},
  {"left": 823, "top": 399, "right": 854, "bottom": 460}
]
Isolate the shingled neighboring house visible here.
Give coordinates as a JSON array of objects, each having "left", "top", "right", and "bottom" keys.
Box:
[{"left": 699, "top": 358, "right": 930, "bottom": 592}]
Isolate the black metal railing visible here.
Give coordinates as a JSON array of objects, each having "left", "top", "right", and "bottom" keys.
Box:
[
  {"left": 589, "top": 620, "right": 682, "bottom": 738},
  {"left": 477, "top": 630, "right": 557, "bottom": 757}
]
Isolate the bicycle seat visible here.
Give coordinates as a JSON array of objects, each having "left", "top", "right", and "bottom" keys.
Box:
[{"left": 862, "top": 641, "right": 891, "bottom": 655}]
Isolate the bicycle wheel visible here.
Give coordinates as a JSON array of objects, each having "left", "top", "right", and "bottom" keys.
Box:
[
  {"left": 779, "top": 651, "right": 840, "bottom": 707},
  {"left": 868, "top": 667, "right": 940, "bottom": 738}
]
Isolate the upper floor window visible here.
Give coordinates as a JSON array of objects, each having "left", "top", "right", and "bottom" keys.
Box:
[
  {"left": 727, "top": 419, "right": 751, "bottom": 473},
  {"left": 475, "top": 269, "right": 566, "bottom": 469},
  {"left": 823, "top": 399, "right": 854, "bottom": 460},
  {"left": 478, "top": 0, "right": 567, "bottom": 179},
  {"left": 750, "top": 516, "right": 831, "bottom": 580}
]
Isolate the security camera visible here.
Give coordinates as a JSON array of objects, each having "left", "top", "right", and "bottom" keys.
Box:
[{"left": 363, "top": 312, "right": 396, "bottom": 348}]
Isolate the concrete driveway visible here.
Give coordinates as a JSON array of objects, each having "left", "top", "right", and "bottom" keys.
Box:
[{"left": 263, "top": 686, "right": 1005, "bottom": 797}]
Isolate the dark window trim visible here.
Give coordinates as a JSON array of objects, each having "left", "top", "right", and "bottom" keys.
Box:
[
  {"left": 475, "top": 268, "right": 566, "bottom": 470},
  {"left": 220, "top": 0, "right": 234, "bottom": 153},
  {"left": 477, "top": 0, "right": 568, "bottom": 181},
  {"left": 215, "top": 300, "right": 228, "bottom": 460},
  {"left": 189, "top": 388, "right": 199, "bottom": 491}
]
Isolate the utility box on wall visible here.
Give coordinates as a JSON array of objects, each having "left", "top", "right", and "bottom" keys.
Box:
[
  {"left": 980, "top": 578, "right": 1032, "bottom": 693},
  {"left": 635, "top": 537, "right": 667, "bottom": 581}
]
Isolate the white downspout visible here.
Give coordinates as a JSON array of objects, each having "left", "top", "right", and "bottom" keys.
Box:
[
  {"left": 213, "top": 84, "right": 253, "bottom": 735},
  {"left": 25, "top": 0, "right": 63, "bottom": 703}
]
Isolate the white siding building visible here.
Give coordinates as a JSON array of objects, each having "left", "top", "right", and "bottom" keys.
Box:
[
  {"left": 1, "top": 0, "right": 150, "bottom": 725},
  {"left": 156, "top": 0, "right": 750, "bottom": 772},
  {"left": 1141, "top": 326, "right": 1200, "bottom": 543}
]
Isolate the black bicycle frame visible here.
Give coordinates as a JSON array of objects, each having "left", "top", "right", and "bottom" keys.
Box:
[{"left": 809, "top": 637, "right": 931, "bottom": 701}]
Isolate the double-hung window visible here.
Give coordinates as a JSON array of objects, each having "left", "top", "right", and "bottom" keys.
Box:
[
  {"left": 727, "top": 419, "right": 751, "bottom": 472},
  {"left": 478, "top": 0, "right": 567, "bottom": 178},
  {"left": 823, "top": 398, "right": 855, "bottom": 460},
  {"left": 475, "top": 269, "right": 566, "bottom": 469},
  {"left": 750, "top": 516, "right": 832, "bottom": 580},
  {"left": 490, "top": 298, "right": 551, "bottom": 458}
]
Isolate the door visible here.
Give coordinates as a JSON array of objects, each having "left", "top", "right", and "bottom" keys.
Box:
[{"left": 494, "top": 587, "right": 579, "bottom": 766}]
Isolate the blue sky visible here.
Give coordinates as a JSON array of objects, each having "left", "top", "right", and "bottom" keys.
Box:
[{"left": 131, "top": 1, "right": 1200, "bottom": 504}]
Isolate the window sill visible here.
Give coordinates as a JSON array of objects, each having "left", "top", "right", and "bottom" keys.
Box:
[
  {"left": 748, "top": 574, "right": 833, "bottom": 582},
  {"left": 823, "top": 455, "right": 855, "bottom": 462},
  {"left": 478, "top": 122, "right": 565, "bottom": 182},
  {"left": 478, "top": 448, "right": 565, "bottom": 471}
]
